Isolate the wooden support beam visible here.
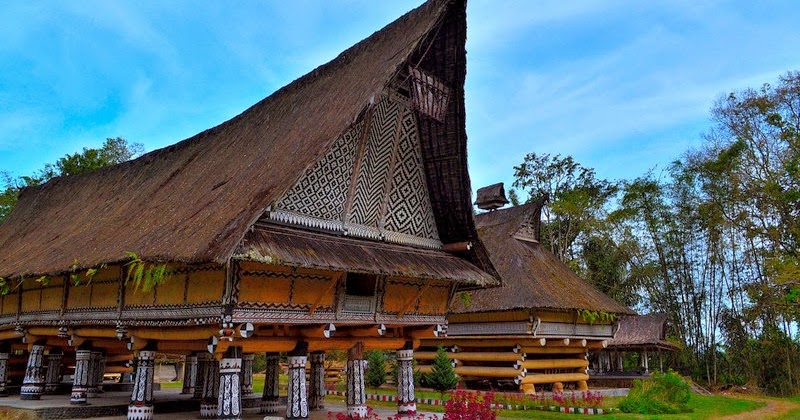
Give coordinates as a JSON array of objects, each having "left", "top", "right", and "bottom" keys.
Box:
[
  {"left": 519, "top": 372, "right": 589, "bottom": 385},
  {"left": 417, "top": 365, "right": 523, "bottom": 378},
  {"left": 521, "top": 359, "right": 589, "bottom": 370},
  {"left": 520, "top": 347, "right": 587, "bottom": 355},
  {"left": 415, "top": 351, "right": 524, "bottom": 362}
]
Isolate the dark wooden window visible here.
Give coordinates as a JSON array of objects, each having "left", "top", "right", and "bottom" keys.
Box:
[{"left": 345, "top": 273, "right": 376, "bottom": 297}]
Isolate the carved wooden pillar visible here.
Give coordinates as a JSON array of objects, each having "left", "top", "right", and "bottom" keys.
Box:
[
  {"left": 309, "top": 351, "right": 326, "bottom": 410},
  {"left": 200, "top": 357, "right": 220, "bottom": 418},
  {"left": 286, "top": 344, "right": 309, "bottom": 420},
  {"left": 182, "top": 354, "right": 198, "bottom": 395},
  {"left": 346, "top": 342, "right": 367, "bottom": 418},
  {"left": 396, "top": 347, "right": 416, "bottom": 415},
  {"left": 0, "top": 351, "right": 9, "bottom": 397},
  {"left": 216, "top": 347, "right": 242, "bottom": 420},
  {"left": 86, "top": 350, "right": 100, "bottom": 397},
  {"left": 20, "top": 341, "right": 47, "bottom": 400},
  {"left": 241, "top": 353, "right": 254, "bottom": 396},
  {"left": 44, "top": 350, "right": 63, "bottom": 394},
  {"left": 260, "top": 353, "right": 280, "bottom": 414},
  {"left": 70, "top": 349, "right": 92, "bottom": 404},
  {"left": 194, "top": 352, "right": 210, "bottom": 399},
  {"left": 127, "top": 349, "right": 156, "bottom": 420},
  {"left": 97, "top": 353, "right": 107, "bottom": 393}
]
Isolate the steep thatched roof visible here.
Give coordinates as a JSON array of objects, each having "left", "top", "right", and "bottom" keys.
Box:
[
  {"left": 608, "top": 313, "right": 679, "bottom": 351},
  {"left": 0, "top": 0, "right": 496, "bottom": 284},
  {"left": 452, "top": 203, "right": 634, "bottom": 314}
]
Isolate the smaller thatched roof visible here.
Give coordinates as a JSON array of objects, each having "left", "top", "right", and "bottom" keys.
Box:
[
  {"left": 452, "top": 203, "right": 634, "bottom": 314},
  {"left": 608, "top": 313, "right": 679, "bottom": 351}
]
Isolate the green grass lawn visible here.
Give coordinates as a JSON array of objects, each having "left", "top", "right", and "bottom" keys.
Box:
[{"left": 159, "top": 376, "right": 776, "bottom": 419}]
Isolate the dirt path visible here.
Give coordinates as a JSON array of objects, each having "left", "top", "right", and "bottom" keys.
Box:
[{"left": 716, "top": 394, "right": 800, "bottom": 420}]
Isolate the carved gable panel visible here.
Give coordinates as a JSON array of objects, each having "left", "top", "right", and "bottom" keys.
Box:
[
  {"left": 270, "top": 94, "right": 441, "bottom": 249},
  {"left": 275, "top": 121, "right": 362, "bottom": 222},
  {"left": 383, "top": 107, "right": 437, "bottom": 240}
]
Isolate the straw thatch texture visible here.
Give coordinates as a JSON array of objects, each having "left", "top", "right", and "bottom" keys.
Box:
[
  {"left": 0, "top": 0, "right": 496, "bottom": 282},
  {"left": 235, "top": 224, "right": 494, "bottom": 284},
  {"left": 452, "top": 203, "right": 634, "bottom": 314},
  {"left": 608, "top": 313, "right": 679, "bottom": 350}
]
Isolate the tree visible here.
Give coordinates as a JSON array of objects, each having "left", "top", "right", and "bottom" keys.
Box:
[
  {"left": 365, "top": 350, "right": 387, "bottom": 389},
  {"left": 424, "top": 347, "right": 458, "bottom": 396},
  {"left": 0, "top": 137, "right": 144, "bottom": 222},
  {"left": 512, "top": 153, "right": 618, "bottom": 263}
]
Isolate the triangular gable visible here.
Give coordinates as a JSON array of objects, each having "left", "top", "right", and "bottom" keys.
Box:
[{"left": 269, "top": 92, "right": 440, "bottom": 249}]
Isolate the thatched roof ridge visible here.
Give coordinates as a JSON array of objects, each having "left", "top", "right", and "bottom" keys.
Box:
[
  {"left": 608, "top": 313, "right": 679, "bottom": 350},
  {"left": 0, "top": 0, "right": 494, "bottom": 280},
  {"left": 451, "top": 203, "right": 634, "bottom": 314}
]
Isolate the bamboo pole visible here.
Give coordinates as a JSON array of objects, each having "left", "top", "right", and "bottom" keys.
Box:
[{"left": 519, "top": 372, "right": 589, "bottom": 385}]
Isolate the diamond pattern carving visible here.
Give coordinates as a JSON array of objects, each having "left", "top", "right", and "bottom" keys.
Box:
[
  {"left": 384, "top": 107, "right": 438, "bottom": 239},
  {"left": 349, "top": 99, "right": 400, "bottom": 227},
  {"left": 275, "top": 122, "right": 362, "bottom": 220}
]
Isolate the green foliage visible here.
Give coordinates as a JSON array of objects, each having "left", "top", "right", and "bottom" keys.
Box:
[
  {"left": 576, "top": 309, "right": 616, "bottom": 324},
  {"left": 512, "top": 152, "right": 618, "bottom": 263},
  {"left": 458, "top": 291, "right": 471, "bottom": 308},
  {"left": 424, "top": 347, "right": 459, "bottom": 395},
  {"left": 618, "top": 370, "right": 692, "bottom": 414},
  {"left": 0, "top": 137, "right": 143, "bottom": 222},
  {"left": 365, "top": 350, "right": 387, "bottom": 388},
  {"left": 124, "top": 251, "right": 172, "bottom": 292}
]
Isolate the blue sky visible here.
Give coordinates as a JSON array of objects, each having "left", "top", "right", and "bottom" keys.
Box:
[{"left": 1, "top": 1, "right": 799, "bottom": 199}]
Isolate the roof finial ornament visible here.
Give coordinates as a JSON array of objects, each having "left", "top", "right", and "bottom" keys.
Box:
[{"left": 475, "top": 183, "right": 509, "bottom": 211}]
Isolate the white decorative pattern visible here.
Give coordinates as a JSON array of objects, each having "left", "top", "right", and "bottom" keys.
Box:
[
  {"left": 70, "top": 350, "right": 92, "bottom": 405},
  {"left": 350, "top": 99, "right": 401, "bottom": 227},
  {"left": 270, "top": 94, "right": 442, "bottom": 249},
  {"left": 346, "top": 356, "right": 367, "bottom": 417},
  {"left": 396, "top": 349, "right": 417, "bottom": 415},
  {"left": 276, "top": 122, "right": 362, "bottom": 221},
  {"left": 383, "top": 107, "right": 438, "bottom": 240},
  {"left": 286, "top": 355, "right": 309, "bottom": 419},
  {"left": 127, "top": 350, "right": 155, "bottom": 420},
  {"left": 20, "top": 344, "right": 45, "bottom": 400},
  {"left": 216, "top": 357, "right": 242, "bottom": 419}
]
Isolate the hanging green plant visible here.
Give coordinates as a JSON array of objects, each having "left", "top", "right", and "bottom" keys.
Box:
[
  {"left": 458, "top": 291, "right": 472, "bottom": 308},
  {"left": 124, "top": 251, "right": 172, "bottom": 292},
  {"left": 0, "top": 277, "right": 9, "bottom": 295},
  {"left": 578, "top": 309, "right": 616, "bottom": 324}
]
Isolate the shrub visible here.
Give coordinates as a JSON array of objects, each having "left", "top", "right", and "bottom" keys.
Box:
[
  {"left": 365, "top": 350, "right": 386, "bottom": 388},
  {"left": 618, "top": 370, "right": 692, "bottom": 414},
  {"left": 424, "top": 346, "right": 459, "bottom": 396}
]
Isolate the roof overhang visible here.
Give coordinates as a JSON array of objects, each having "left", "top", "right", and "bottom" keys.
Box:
[{"left": 233, "top": 224, "right": 496, "bottom": 287}]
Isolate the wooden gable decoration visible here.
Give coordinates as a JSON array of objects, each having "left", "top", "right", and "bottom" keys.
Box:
[
  {"left": 409, "top": 67, "right": 450, "bottom": 122},
  {"left": 270, "top": 93, "right": 441, "bottom": 249}
]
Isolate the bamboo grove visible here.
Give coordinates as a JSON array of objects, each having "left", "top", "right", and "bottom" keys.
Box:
[{"left": 511, "top": 71, "right": 800, "bottom": 396}]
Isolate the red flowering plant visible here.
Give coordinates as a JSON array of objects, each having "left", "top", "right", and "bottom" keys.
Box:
[
  {"left": 327, "top": 406, "right": 435, "bottom": 420},
  {"left": 443, "top": 389, "right": 499, "bottom": 420}
]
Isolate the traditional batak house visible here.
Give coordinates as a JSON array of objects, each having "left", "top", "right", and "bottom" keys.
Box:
[
  {"left": 0, "top": 0, "right": 499, "bottom": 418},
  {"left": 418, "top": 184, "right": 634, "bottom": 394},
  {"left": 592, "top": 313, "right": 679, "bottom": 384}
]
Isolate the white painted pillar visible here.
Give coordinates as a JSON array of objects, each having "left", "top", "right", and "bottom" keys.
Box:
[{"left": 127, "top": 349, "right": 156, "bottom": 420}]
